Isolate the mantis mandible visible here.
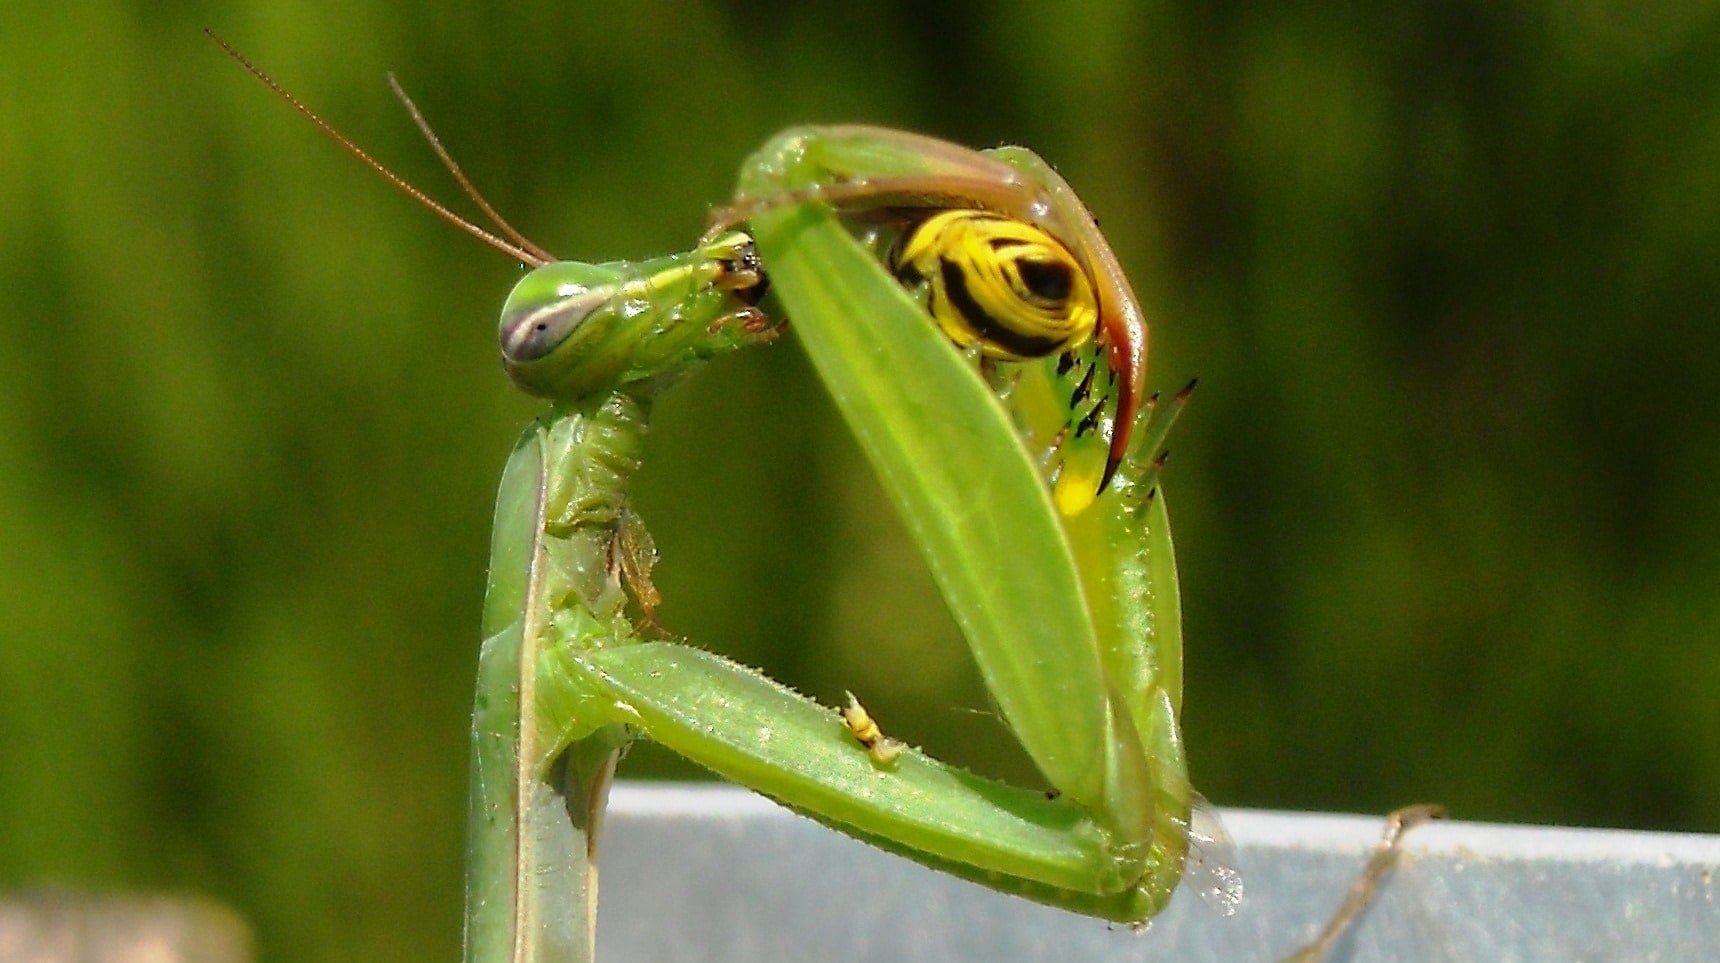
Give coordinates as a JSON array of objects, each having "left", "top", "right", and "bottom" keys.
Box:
[{"left": 212, "top": 31, "right": 1435, "bottom": 962}]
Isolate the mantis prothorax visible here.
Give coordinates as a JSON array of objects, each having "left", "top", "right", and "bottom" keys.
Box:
[{"left": 212, "top": 31, "right": 1434, "bottom": 963}]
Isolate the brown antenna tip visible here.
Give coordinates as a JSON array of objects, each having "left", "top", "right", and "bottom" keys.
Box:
[{"left": 204, "top": 28, "right": 552, "bottom": 267}]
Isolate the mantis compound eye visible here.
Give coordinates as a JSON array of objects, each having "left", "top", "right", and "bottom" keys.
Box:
[
  {"left": 497, "top": 261, "right": 634, "bottom": 397},
  {"left": 890, "top": 210, "right": 1098, "bottom": 360},
  {"left": 499, "top": 264, "right": 620, "bottom": 367}
]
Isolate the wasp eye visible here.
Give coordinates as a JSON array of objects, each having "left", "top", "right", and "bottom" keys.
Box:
[{"left": 1016, "top": 257, "right": 1074, "bottom": 301}]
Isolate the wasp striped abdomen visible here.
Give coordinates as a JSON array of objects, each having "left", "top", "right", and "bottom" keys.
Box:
[{"left": 891, "top": 211, "right": 1098, "bottom": 360}]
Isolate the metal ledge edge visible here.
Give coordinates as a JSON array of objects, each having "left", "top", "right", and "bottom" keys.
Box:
[{"left": 598, "top": 782, "right": 1720, "bottom": 962}]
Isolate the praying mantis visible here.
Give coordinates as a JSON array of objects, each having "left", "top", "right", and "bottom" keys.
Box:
[
  {"left": 211, "top": 31, "right": 1436, "bottom": 963},
  {"left": 468, "top": 126, "right": 1208, "bottom": 961}
]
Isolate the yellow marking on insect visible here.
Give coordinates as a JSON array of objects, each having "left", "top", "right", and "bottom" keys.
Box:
[
  {"left": 840, "top": 691, "right": 904, "bottom": 766},
  {"left": 994, "top": 341, "right": 1119, "bottom": 517},
  {"left": 1053, "top": 456, "right": 1105, "bottom": 515},
  {"left": 892, "top": 211, "right": 1098, "bottom": 362},
  {"left": 887, "top": 210, "right": 1120, "bottom": 515}
]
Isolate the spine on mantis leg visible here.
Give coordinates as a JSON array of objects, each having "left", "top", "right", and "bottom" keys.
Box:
[{"left": 467, "top": 235, "right": 774, "bottom": 963}]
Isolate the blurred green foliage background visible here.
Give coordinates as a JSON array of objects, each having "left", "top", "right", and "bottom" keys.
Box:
[{"left": 2, "top": 2, "right": 1716, "bottom": 960}]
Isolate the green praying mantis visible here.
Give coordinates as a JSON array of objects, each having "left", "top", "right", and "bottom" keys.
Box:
[
  {"left": 474, "top": 126, "right": 1210, "bottom": 961},
  {"left": 211, "top": 31, "right": 1437, "bottom": 963}
]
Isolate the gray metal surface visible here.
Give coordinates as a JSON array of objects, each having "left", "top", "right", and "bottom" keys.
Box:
[{"left": 598, "top": 782, "right": 1720, "bottom": 962}]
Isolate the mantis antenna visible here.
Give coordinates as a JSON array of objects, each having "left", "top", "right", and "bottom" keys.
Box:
[
  {"left": 204, "top": 28, "right": 555, "bottom": 267},
  {"left": 383, "top": 74, "right": 555, "bottom": 265}
]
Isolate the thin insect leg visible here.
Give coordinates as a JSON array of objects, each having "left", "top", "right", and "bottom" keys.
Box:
[
  {"left": 1280, "top": 804, "right": 1448, "bottom": 963},
  {"left": 204, "top": 29, "right": 548, "bottom": 266},
  {"left": 707, "top": 307, "right": 780, "bottom": 339},
  {"left": 1135, "top": 450, "right": 1172, "bottom": 502},
  {"left": 1129, "top": 379, "right": 1196, "bottom": 499},
  {"left": 1136, "top": 379, "right": 1196, "bottom": 464},
  {"left": 385, "top": 74, "right": 556, "bottom": 264},
  {"left": 613, "top": 511, "right": 668, "bottom": 638}
]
